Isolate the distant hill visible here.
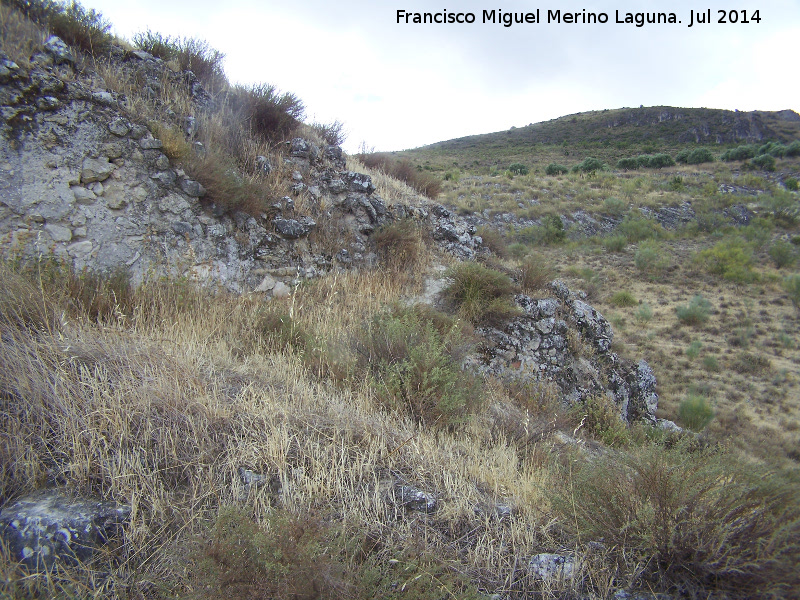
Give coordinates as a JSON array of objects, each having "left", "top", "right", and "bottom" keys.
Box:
[{"left": 398, "top": 106, "right": 800, "bottom": 170}]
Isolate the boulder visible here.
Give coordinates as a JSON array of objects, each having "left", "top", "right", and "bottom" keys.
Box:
[
  {"left": 272, "top": 217, "right": 316, "bottom": 239},
  {"left": 43, "top": 36, "right": 75, "bottom": 66},
  {"left": 0, "top": 490, "right": 130, "bottom": 571}
]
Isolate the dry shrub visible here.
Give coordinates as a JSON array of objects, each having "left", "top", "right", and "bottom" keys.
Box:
[
  {"left": 442, "top": 261, "right": 518, "bottom": 326},
  {"left": 552, "top": 441, "right": 800, "bottom": 598},
  {"left": 372, "top": 219, "right": 426, "bottom": 272},
  {"left": 186, "top": 149, "right": 272, "bottom": 216},
  {"left": 0, "top": 2, "right": 46, "bottom": 65},
  {"left": 476, "top": 225, "right": 507, "bottom": 258},
  {"left": 230, "top": 83, "right": 305, "bottom": 144},
  {"left": 517, "top": 256, "right": 554, "bottom": 295},
  {"left": 357, "top": 153, "right": 441, "bottom": 199},
  {"left": 191, "top": 507, "right": 347, "bottom": 600}
]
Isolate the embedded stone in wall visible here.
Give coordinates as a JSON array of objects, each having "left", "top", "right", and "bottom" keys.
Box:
[{"left": 81, "top": 157, "right": 115, "bottom": 183}]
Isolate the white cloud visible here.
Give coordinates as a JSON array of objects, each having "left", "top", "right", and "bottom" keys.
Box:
[{"left": 86, "top": 0, "right": 800, "bottom": 151}]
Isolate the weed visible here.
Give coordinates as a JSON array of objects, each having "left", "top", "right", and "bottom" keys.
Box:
[
  {"left": 475, "top": 225, "right": 508, "bottom": 258},
  {"left": 618, "top": 215, "right": 662, "bottom": 242},
  {"left": 569, "top": 394, "right": 631, "bottom": 447},
  {"left": 603, "top": 197, "right": 627, "bottom": 216},
  {"left": 357, "top": 153, "right": 441, "bottom": 199},
  {"left": 733, "top": 352, "right": 772, "bottom": 375},
  {"left": 634, "top": 240, "right": 668, "bottom": 279},
  {"left": 675, "top": 295, "right": 712, "bottom": 326},
  {"left": 702, "top": 355, "right": 720, "bottom": 372},
  {"left": 230, "top": 83, "right": 305, "bottom": 143}
]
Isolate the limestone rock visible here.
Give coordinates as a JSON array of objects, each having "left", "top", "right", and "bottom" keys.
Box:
[
  {"left": 390, "top": 484, "right": 437, "bottom": 513},
  {"left": 43, "top": 36, "right": 75, "bottom": 66},
  {"left": 528, "top": 553, "right": 574, "bottom": 581},
  {"left": 272, "top": 217, "right": 316, "bottom": 239},
  {"left": 81, "top": 157, "right": 115, "bottom": 183},
  {"left": 0, "top": 490, "right": 130, "bottom": 571}
]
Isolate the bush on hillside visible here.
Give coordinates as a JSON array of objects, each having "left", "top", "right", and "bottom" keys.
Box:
[
  {"left": 768, "top": 240, "right": 797, "bottom": 269},
  {"left": 720, "top": 144, "right": 758, "bottom": 161},
  {"left": 545, "top": 163, "right": 569, "bottom": 175},
  {"left": 758, "top": 141, "right": 787, "bottom": 158},
  {"left": 9, "top": 0, "right": 113, "bottom": 56},
  {"left": 786, "top": 177, "right": 799, "bottom": 192},
  {"left": 508, "top": 162, "right": 529, "bottom": 175},
  {"left": 133, "top": 30, "right": 226, "bottom": 93},
  {"left": 675, "top": 294, "right": 712, "bottom": 326},
  {"left": 571, "top": 157, "right": 607, "bottom": 173},
  {"left": 230, "top": 83, "right": 305, "bottom": 143},
  {"left": 618, "top": 153, "right": 675, "bottom": 170},
  {"left": 695, "top": 238, "right": 756, "bottom": 283},
  {"left": 675, "top": 147, "right": 714, "bottom": 165},
  {"left": 618, "top": 214, "right": 662, "bottom": 242},
  {"left": 354, "top": 304, "right": 482, "bottom": 426},
  {"left": 750, "top": 153, "right": 776, "bottom": 171},
  {"left": 552, "top": 441, "right": 800, "bottom": 598},
  {"left": 786, "top": 140, "right": 800, "bottom": 157},
  {"left": 517, "top": 256, "right": 554, "bottom": 294},
  {"left": 372, "top": 219, "right": 425, "bottom": 271}
]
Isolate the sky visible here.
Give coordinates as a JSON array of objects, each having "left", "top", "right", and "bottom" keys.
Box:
[{"left": 85, "top": 0, "right": 800, "bottom": 153}]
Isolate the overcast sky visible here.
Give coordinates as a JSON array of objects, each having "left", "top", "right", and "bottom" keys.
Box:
[{"left": 85, "top": 0, "right": 800, "bottom": 153}]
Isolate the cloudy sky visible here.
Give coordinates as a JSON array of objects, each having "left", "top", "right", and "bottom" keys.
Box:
[{"left": 86, "top": 0, "right": 800, "bottom": 152}]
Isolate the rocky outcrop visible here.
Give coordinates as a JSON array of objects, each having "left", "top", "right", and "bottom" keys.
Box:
[
  {"left": 475, "top": 281, "right": 658, "bottom": 423},
  {"left": 0, "top": 39, "right": 486, "bottom": 295},
  {"left": 0, "top": 490, "right": 130, "bottom": 571}
]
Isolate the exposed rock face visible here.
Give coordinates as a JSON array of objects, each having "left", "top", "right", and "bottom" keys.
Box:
[
  {"left": 475, "top": 281, "right": 658, "bottom": 423},
  {"left": 0, "top": 490, "right": 130, "bottom": 571},
  {"left": 0, "top": 39, "right": 486, "bottom": 295}
]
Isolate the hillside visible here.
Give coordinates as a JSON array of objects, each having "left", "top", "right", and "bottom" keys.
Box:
[
  {"left": 397, "top": 106, "right": 800, "bottom": 172},
  {"left": 2, "top": 2, "right": 800, "bottom": 600}
]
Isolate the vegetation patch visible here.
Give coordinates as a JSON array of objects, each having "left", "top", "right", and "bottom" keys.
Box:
[
  {"left": 441, "top": 261, "right": 518, "bottom": 325},
  {"left": 675, "top": 294, "right": 712, "bottom": 326}
]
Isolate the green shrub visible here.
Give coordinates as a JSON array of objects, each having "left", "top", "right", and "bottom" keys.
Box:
[
  {"left": 634, "top": 240, "right": 668, "bottom": 278},
  {"left": 571, "top": 157, "right": 607, "bottom": 173},
  {"left": 355, "top": 304, "right": 482, "bottom": 426},
  {"left": 635, "top": 302, "right": 653, "bottom": 325},
  {"left": 517, "top": 256, "right": 554, "bottom": 294},
  {"left": 760, "top": 190, "right": 799, "bottom": 225},
  {"left": 569, "top": 395, "right": 631, "bottom": 447},
  {"left": 609, "top": 290, "right": 637, "bottom": 307},
  {"left": 785, "top": 177, "right": 799, "bottom": 192},
  {"left": 675, "top": 147, "right": 715, "bottom": 165},
  {"left": 551, "top": 441, "right": 800, "bottom": 598},
  {"left": 538, "top": 214, "right": 566, "bottom": 244},
  {"left": 618, "top": 215, "right": 662, "bottom": 242},
  {"left": 751, "top": 153, "right": 776, "bottom": 171},
  {"left": 678, "top": 393, "right": 713, "bottom": 431},
  {"left": 508, "top": 162, "right": 529, "bottom": 175},
  {"left": 758, "top": 141, "right": 787, "bottom": 158},
  {"left": 695, "top": 237, "right": 756, "bottom": 283},
  {"left": 685, "top": 340, "right": 702, "bottom": 360},
  {"left": 373, "top": 220, "right": 425, "bottom": 271},
  {"left": 720, "top": 144, "right": 758, "bottom": 161},
  {"left": 703, "top": 355, "right": 720, "bottom": 372},
  {"left": 786, "top": 140, "right": 800, "bottom": 157},
  {"left": 441, "top": 261, "right": 517, "bottom": 325},
  {"left": 617, "top": 157, "right": 638, "bottom": 170},
  {"left": 783, "top": 273, "right": 800, "bottom": 312},
  {"left": 603, "top": 234, "right": 627, "bottom": 252},
  {"left": 675, "top": 294, "right": 712, "bottom": 326},
  {"left": 768, "top": 240, "right": 797, "bottom": 269},
  {"left": 603, "top": 197, "right": 627, "bottom": 216},
  {"left": 545, "top": 163, "right": 569, "bottom": 175}
]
